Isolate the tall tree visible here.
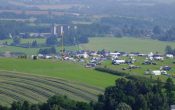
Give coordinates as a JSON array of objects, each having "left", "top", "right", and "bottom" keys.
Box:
[{"left": 116, "top": 103, "right": 132, "bottom": 110}]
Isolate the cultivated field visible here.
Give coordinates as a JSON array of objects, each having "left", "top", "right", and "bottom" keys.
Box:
[
  {"left": 0, "top": 71, "right": 104, "bottom": 106},
  {"left": 0, "top": 58, "right": 118, "bottom": 88},
  {"left": 80, "top": 37, "right": 175, "bottom": 53}
]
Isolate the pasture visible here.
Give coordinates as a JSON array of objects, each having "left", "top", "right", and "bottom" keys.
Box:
[
  {"left": 80, "top": 37, "right": 175, "bottom": 53},
  {"left": 1, "top": 37, "right": 175, "bottom": 55},
  {"left": 0, "top": 71, "right": 104, "bottom": 106}
]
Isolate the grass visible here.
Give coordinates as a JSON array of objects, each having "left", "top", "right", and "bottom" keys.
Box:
[
  {"left": 1, "top": 37, "right": 175, "bottom": 55},
  {"left": 80, "top": 37, "right": 175, "bottom": 53},
  {"left": 0, "top": 38, "right": 46, "bottom": 44},
  {"left": 0, "top": 46, "right": 40, "bottom": 55},
  {"left": 0, "top": 70, "right": 107, "bottom": 106},
  {"left": 0, "top": 58, "right": 118, "bottom": 89}
]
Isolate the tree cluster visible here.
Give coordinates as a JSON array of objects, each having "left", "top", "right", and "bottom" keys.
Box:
[
  {"left": 38, "top": 47, "right": 56, "bottom": 55},
  {"left": 165, "top": 45, "right": 175, "bottom": 55},
  {"left": 94, "top": 78, "right": 175, "bottom": 110},
  {"left": 46, "top": 37, "right": 58, "bottom": 46},
  {"left": 0, "top": 20, "right": 49, "bottom": 40},
  {"left": 153, "top": 26, "right": 175, "bottom": 41},
  {"left": 0, "top": 95, "right": 93, "bottom": 110}
]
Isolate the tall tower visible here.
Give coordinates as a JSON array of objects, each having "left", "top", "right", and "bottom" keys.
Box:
[
  {"left": 60, "top": 26, "right": 64, "bottom": 55},
  {"left": 51, "top": 24, "right": 57, "bottom": 36}
]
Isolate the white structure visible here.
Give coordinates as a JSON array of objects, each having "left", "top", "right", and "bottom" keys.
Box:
[
  {"left": 151, "top": 70, "right": 167, "bottom": 75},
  {"left": 148, "top": 52, "right": 154, "bottom": 57},
  {"left": 45, "top": 55, "right": 52, "bottom": 59},
  {"left": 77, "top": 52, "right": 89, "bottom": 59},
  {"left": 151, "top": 70, "right": 161, "bottom": 75},
  {"left": 166, "top": 54, "right": 174, "bottom": 59},
  {"left": 113, "top": 60, "right": 125, "bottom": 65},
  {"left": 154, "top": 56, "right": 164, "bottom": 60},
  {"left": 110, "top": 52, "right": 121, "bottom": 56}
]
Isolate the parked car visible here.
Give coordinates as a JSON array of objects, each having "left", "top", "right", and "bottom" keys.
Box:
[
  {"left": 142, "top": 61, "right": 151, "bottom": 65},
  {"left": 85, "top": 63, "right": 96, "bottom": 68},
  {"left": 161, "top": 66, "right": 171, "bottom": 71}
]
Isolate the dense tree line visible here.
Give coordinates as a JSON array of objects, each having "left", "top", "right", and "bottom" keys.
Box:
[
  {"left": 0, "top": 20, "right": 49, "bottom": 40},
  {"left": 38, "top": 47, "right": 57, "bottom": 55},
  {"left": 46, "top": 37, "right": 59, "bottom": 46},
  {"left": 99, "top": 17, "right": 175, "bottom": 41},
  {"left": 94, "top": 78, "right": 175, "bottom": 110},
  {"left": 0, "top": 95, "right": 93, "bottom": 110},
  {"left": 165, "top": 45, "right": 175, "bottom": 55},
  {"left": 152, "top": 26, "right": 175, "bottom": 41}
]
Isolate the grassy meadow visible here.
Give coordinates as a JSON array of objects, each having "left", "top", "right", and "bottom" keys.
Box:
[
  {"left": 80, "top": 37, "right": 175, "bottom": 53},
  {"left": 1, "top": 37, "right": 175, "bottom": 55}
]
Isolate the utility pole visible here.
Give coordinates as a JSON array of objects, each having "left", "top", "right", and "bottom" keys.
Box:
[
  {"left": 61, "top": 25, "right": 64, "bottom": 57},
  {"left": 74, "top": 25, "right": 79, "bottom": 51}
]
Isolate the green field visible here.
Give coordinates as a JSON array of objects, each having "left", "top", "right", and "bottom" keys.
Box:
[
  {"left": 0, "top": 58, "right": 120, "bottom": 106},
  {"left": 0, "top": 46, "right": 40, "bottom": 55},
  {"left": 0, "top": 58, "right": 118, "bottom": 89},
  {"left": 0, "top": 71, "right": 104, "bottom": 106},
  {"left": 1, "top": 37, "right": 175, "bottom": 55},
  {"left": 80, "top": 37, "right": 175, "bottom": 53},
  {"left": 0, "top": 38, "right": 46, "bottom": 44}
]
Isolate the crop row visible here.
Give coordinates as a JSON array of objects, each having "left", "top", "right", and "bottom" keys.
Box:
[
  {"left": 0, "top": 73, "right": 101, "bottom": 100},
  {"left": 0, "top": 71, "right": 103, "bottom": 106}
]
